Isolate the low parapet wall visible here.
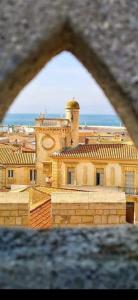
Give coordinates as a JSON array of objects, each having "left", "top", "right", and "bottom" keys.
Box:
[
  {"left": 0, "top": 192, "right": 29, "bottom": 227},
  {"left": 0, "top": 191, "right": 52, "bottom": 229},
  {"left": 52, "top": 191, "right": 126, "bottom": 227}
]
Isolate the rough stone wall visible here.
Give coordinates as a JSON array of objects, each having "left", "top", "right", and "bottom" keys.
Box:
[
  {"left": 0, "top": 1, "right": 138, "bottom": 145},
  {"left": 0, "top": 226, "right": 138, "bottom": 288},
  {"left": 0, "top": 0, "right": 138, "bottom": 289},
  {"left": 52, "top": 202, "right": 126, "bottom": 227},
  {"left": 30, "top": 199, "right": 51, "bottom": 229}
]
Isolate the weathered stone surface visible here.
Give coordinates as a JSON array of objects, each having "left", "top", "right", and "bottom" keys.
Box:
[
  {"left": 0, "top": 226, "right": 138, "bottom": 288},
  {"left": 0, "top": 0, "right": 138, "bottom": 144}
]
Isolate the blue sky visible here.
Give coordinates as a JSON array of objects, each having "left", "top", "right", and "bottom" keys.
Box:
[{"left": 8, "top": 51, "right": 116, "bottom": 115}]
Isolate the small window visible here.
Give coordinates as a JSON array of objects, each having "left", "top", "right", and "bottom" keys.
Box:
[
  {"left": 30, "top": 169, "right": 36, "bottom": 182},
  {"left": 30, "top": 169, "right": 33, "bottom": 181},
  {"left": 96, "top": 168, "right": 104, "bottom": 186},
  {"left": 67, "top": 168, "right": 75, "bottom": 185},
  {"left": 8, "top": 170, "right": 14, "bottom": 178}
]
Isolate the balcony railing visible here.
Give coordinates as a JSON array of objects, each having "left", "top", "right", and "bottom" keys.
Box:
[
  {"left": 35, "top": 118, "right": 70, "bottom": 128},
  {"left": 117, "top": 187, "right": 138, "bottom": 195}
]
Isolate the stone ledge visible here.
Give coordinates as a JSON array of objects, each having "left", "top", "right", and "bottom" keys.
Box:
[{"left": 0, "top": 225, "right": 138, "bottom": 288}]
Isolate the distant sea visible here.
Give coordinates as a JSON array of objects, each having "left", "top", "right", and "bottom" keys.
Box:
[{"left": 1, "top": 113, "right": 123, "bottom": 127}]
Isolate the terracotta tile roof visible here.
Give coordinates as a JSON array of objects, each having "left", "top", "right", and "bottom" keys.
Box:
[
  {"left": 51, "top": 144, "right": 138, "bottom": 160},
  {"left": 0, "top": 146, "right": 35, "bottom": 165}
]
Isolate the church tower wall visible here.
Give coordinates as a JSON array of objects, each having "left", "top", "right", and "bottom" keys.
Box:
[{"left": 65, "top": 99, "right": 80, "bottom": 147}]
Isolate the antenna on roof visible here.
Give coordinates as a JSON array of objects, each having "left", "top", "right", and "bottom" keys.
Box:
[{"left": 45, "top": 107, "right": 47, "bottom": 118}]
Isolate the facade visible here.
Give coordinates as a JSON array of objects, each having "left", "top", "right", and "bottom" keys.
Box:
[
  {"left": 51, "top": 144, "right": 138, "bottom": 194},
  {"left": 0, "top": 99, "right": 138, "bottom": 225},
  {"left": 0, "top": 146, "right": 36, "bottom": 189},
  {"left": 35, "top": 99, "right": 80, "bottom": 186},
  {"left": 35, "top": 99, "right": 138, "bottom": 195}
]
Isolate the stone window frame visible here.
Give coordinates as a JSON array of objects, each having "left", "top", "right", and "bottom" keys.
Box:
[
  {"left": 92, "top": 163, "right": 107, "bottom": 187},
  {"left": 121, "top": 165, "right": 138, "bottom": 192},
  {"left": 8, "top": 169, "right": 14, "bottom": 178},
  {"left": 64, "top": 162, "right": 79, "bottom": 186}
]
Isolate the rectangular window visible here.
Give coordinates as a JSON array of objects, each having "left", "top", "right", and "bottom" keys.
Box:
[
  {"left": 125, "top": 171, "right": 135, "bottom": 194},
  {"left": 96, "top": 168, "right": 104, "bottom": 186},
  {"left": 67, "top": 168, "right": 75, "bottom": 185},
  {"left": 8, "top": 170, "right": 14, "bottom": 178},
  {"left": 34, "top": 169, "right": 37, "bottom": 181},
  {"left": 30, "top": 169, "right": 36, "bottom": 182},
  {"left": 43, "top": 163, "right": 52, "bottom": 176},
  {"left": 83, "top": 166, "right": 88, "bottom": 185}
]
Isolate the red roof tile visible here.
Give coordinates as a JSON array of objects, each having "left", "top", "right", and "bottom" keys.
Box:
[{"left": 51, "top": 144, "right": 138, "bottom": 160}]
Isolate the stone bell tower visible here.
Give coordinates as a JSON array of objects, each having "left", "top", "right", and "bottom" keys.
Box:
[{"left": 65, "top": 98, "right": 80, "bottom": 147}]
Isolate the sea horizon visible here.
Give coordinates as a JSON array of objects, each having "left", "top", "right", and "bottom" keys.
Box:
[{"left": 1, "top": 113, "right": 123, "bottom": 127}]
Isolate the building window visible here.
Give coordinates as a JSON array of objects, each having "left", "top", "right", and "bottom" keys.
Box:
[
  {"left": 43, "top": 163, "right": 52, "bottom": 175},
  {"left": 110, "top": 167, "right": 115, "bottom": 186},
  {"left": 30, "top": 169, "right": 36, "bottom": 182},
  {"left": 125, "top": 171, "right": 135, "bottom": 194},
  {"left": 8, "top": 170, "right": 14, "bottom": 178},
  {"left": 96, "top": 168, "right": 104, "bottom": 186},
  {"left": 83, "top": 166, "right": 88, "bottom": 185},
  {"left": 67, "top": 168, "right": 75, "bottom": 185}
]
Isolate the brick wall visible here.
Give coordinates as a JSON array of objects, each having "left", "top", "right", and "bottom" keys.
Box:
[
  {"left": 52, "top": 202, "right": 126, "bottom": 227},
  {"left": 30, "top": 199, "right": 51, "bottom": 229}
]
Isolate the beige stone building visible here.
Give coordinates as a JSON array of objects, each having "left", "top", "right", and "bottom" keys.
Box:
[
  {"left": 0, "top": 146, "right": 35, "bottom": 189},
  {"left": 1, "top": 99, "right": 138, "bottom": 198},
  {"left": 0, "top": 99, "right": 138, "bottom": 226},
  {"left": 35, "top": 99, "right": 138, "bottom": 196}
]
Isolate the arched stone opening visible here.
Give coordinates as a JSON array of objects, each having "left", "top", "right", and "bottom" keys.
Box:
[
  {"left": 0, "top": 0, "right": 138, "bottom": 288},
  {"left": 0, "top": 11, "right": 138, "bottom": 145}
]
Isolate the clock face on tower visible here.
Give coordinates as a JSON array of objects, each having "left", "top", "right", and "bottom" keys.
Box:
[{"left": 41, "top": 134, "right": 55, "bottom": 150}]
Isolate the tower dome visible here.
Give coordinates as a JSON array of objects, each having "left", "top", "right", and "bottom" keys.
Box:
[{"left": 66, "top": 98, "right": 80, "bottom": 110}]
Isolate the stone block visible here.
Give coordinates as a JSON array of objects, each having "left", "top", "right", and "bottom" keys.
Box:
[
  {"left": 70, "top": 216, "right": 81, "bottom": 224},
  {"left": 120, "top": 216, "right": 126, "bottom": 224},
  {"left": 110, "top": 209, "right": 117, "bottom": 215},
  {"left": 16, "top": 217, "right": 22, "bottom": 225},
  {"left": 10, "top": 210, "right": 19, "bottom": 217},
  {"left": 73, "top": 204, "right": 89, "bottom": 209},
  {"left": 54, "top": 216, "right": 64, "bottom": 224},
  {"left": 117, "top": 209, "right": 126, "bottom": 215},
  {"left": 0, "top": 217, "right": 4, "bottom": 225},
  {"left": 75, "top": 210, "right": 86, "bottom": 215},
  {"left": 0, "top": 204, "right": 19, "bottom": 210},
  {"left": 108, "top": 215, "right": 120, "bottom": 224},
  {"left": 66, "top": 210, "right": 76, "bottom": 215},
  {"left": 102, "top": 216, "right": 108, "bottom": 224},
  {"left": 17, "top": 204, "right": 29, "bottom": 210},
  {"left": 4, "top": 217, "right": 15, "bottom": 226},
  {"left": 86, "top": 210, "right": 96, "bottom": 216},
  {"left": 94, "top": 215, "right": 102, "bottom": 224},
  {"left": 52, "top": 209, "right": 67, "bottom": 215},
  {"left": 0, "top": 211, "right": 10, "bottom": 217},
  {"left": 103, "top": 210, "right": 109, "bottom": 215},
  {"left": 22, "top": 216, "right": 29, "bottom": 226},
  {"left": 81, "top": 216, "right": 93, "bottom": 224},
  {"left": 18, "top": 210, "right": 28, "bottom": 216},
  {"left": 96, "top": 209, "right": 103, "bottom": 215}
]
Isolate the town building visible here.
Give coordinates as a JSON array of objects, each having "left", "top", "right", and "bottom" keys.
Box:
[
  {"left": 0, "top": 145, "right": 35, "bottom": 189},
  {"left": 0, "top": 99, "right": 138, "bottom": 226},
  {"left": 35, "top": 99, "right": 138, "bottom": 196}
]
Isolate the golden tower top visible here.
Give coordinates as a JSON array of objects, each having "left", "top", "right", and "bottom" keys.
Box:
[{"left": 66, "top": 98, "right": 80, "bottom": 110}]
